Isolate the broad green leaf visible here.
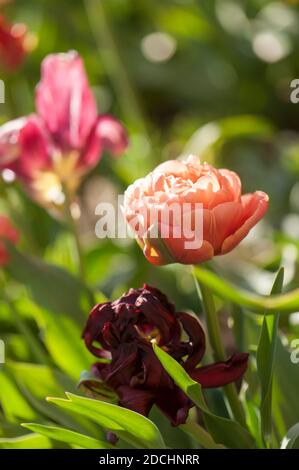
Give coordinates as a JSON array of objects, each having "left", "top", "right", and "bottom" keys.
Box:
[
  {"left": 6, "top": 244, "right": 87, "bottom": 323},
  {"left": 7, "top": 362, "right": 75, "bottom": 398},
  {"left": 48, "top": 393, "right": 166, "bottom": 449},
  {"left": 257, "top": 268, "right": 284, "bottom": 446},
  {"left": 281, "top": 423, "right": 299, "bottom": 449},
  {"left": 34, "top": 312, "right": 93, "bottom": 380},
  {"left": 0, "top": 370, "right": 37, "bottom": 422},
  {"left": 194, "top": 266, "right": 299, "bottom": 315},
  {"left": 0, "top": 433, "right": 52, "bottom": 449},
  {"left": 20, "top": 298, "right": 93, "bottom": 380},
  {"left": 22, "top": 424, "right": 113, "bottom": 450},
  {"left": 153, "top": 344, "right": 255, "bottom": 449},
  {"left": 5, "top": 362, "right": 101, "bottom": 437}
]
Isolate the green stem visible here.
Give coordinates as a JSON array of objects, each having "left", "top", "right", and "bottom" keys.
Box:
[
  {"left": 63, "top": 187, "right": 96, "bottom": 307},
  {"left": 63, "top": 188, "right": 86, "bottom": 283},
  {"left": 192, "top": 267, "right": 247, "bottom": 429}
]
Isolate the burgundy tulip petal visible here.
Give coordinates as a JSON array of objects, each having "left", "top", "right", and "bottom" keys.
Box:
[
  {"left": 155, "top": 387, "right": 192, "bottom": 426},
  {"left": 189, "top": 353, "right": 249, "bottom": 388},
  {"left": 117, "top": 386, "right": 155, "bottom": 417},
  {"left": 176, "top": 311, "right": 206, "bottom": 370},
  {"left": 83, "top": 303, "right": 115, "bottom": 356}
]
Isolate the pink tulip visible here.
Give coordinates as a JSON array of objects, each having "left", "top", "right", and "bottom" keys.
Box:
[
  {"left": 0, "top": 215, "right": 18, "bottom": 266},
  {"left": 0, "top": 51, "right": 128, "bottom": 206},
  {"left": 123, "top": 155, "right": 269, "bottom": 265}
]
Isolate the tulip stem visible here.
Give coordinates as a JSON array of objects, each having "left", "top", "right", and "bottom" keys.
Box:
[
  {"left": 192, "top": 267, "right": 248, "bottom": 429},
  {"left": 63, "top": 193, "right": 86, "bottom": 283}
]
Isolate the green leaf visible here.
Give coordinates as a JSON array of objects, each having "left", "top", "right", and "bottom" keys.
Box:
[
  {"left": 17, "top": 298, "right": 94, "bottom": 381},
  {"left": 5, "top": 362, "right": 99, "bottom": 436},
  {"left": 180, "top": 422, "right": 224, "bottom": 449},
  {"left": 6, "top": 244, "right": 87, "bottom": 323},
  {"left": 281, "top": 423, "right": 299, "bottom": 449},
  {"left": 0, "top": 433, "right": 52, "bottom": 449},
  {"left": 153, "top": 343, "right": 255, "bottom": 449},
  {"left": 257, "top": 268, "right": 284, "bottom": 446},
  {"left": 33, "top": 310, "right": 93, "bottom": 380},
  {"left": 194, "top": 266, "right": 299, "bottom": 315},
  {"left": 0, "top": 370, "right": 37, "bottom": 422},
  {"left": 47, "top": 393, "right": 166, "bottom": 449},
  {"left": 22, "top": 424, "right": 113, "bottom": 449}
]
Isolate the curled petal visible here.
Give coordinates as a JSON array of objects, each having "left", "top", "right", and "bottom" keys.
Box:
[
  {"left": 82, "top": 303, "right": 115, "bottom": 357},
  {"left": 0, "top": 115, "right": 50, "bottom": 180},
  {"left": 176, "top": 312, "right": 206, "bottom": 369},
  {"left": 95, "top": 115, "right": 128, "bottom": 156},
  {"left": 0, "top": 117, "right": 27, "bottom": 168},
  {"left": 189, "top": 353, "right": 249, "bottom": 388},
  {"left": 221, "top": 192, "right": 269, "bottom": 254}
]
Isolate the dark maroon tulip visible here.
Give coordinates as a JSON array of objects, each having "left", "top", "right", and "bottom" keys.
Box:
[{"left": 83, "top": 285, "right": 248, "bottom": 426}]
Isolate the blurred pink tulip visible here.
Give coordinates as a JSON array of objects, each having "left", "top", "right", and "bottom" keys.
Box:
[
  {"left": 123, "top": 155, "right": 269, "bottom": 265},
  {"left": 0, "top": 215, "right": 18, "bottom": 266},
  {"left": 0, "top": 51, "right": 128, "bottom": 207}
]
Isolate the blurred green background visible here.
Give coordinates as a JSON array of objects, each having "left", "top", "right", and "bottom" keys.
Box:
[{"left": 1, "top": 0, "right": 299, "bottom": 448}]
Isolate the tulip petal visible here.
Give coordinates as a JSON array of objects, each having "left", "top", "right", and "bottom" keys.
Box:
[
  {"left": 36, "top": 51, "right": 97, "bottom": 150},
  {"left": 221, "top": 191, "right": 269, "bottom": 254},
  {"left": 189, "top": 353, "right": 249, "bottom": 388},
  {"left": 155, "top": 387, "right": 192, "bottom": 426},
  {"left": 0, "top": 117, "right": 27, "bottom": 168},
  {"left": 176, "top": 312, "right": 206, "bottom": 369},
  {"left": 117, "top": 386, "right": 155, "bottom": 417},
  {"left": 95, "top": 115, "right": 128, "bottom": 156},
  {"left": 16, "top": 115, "right": 51, "bottom": 179},
  {"left": 212, "top": 201, "right": 244, "bottom": 253}
]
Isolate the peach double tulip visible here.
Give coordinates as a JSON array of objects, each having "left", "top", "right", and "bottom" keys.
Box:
[
  {"left": 123, "top": 155, "right": 269, "bottom": 265},
  {"left": 0, "top": 215, "right": 18, "bottom": 266}
]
